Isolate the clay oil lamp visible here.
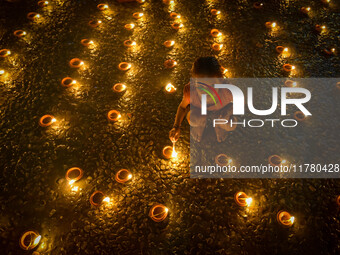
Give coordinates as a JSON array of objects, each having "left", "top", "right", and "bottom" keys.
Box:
[
  {"left": 90, "top": 191, "right": 110, "bottom": 206},
  {"left": 211, "top": 9, "right": 221, "bottom": 16},
  {"left": 277, "top": 210, "right": 295, "bottom": 227},
  {"left": 80, "top": 39, "right": 94, "bottom": 47},
  {"left": 164, "top": 59, "right": 177, "bottom": 69},
  {"left": 215, "top": 154, "right": 232, "bottom": 166},
  {"left": 19, "top": 231, "right": 41, "bottom": 250},
  {"left": 115, "top": 169, "right": 132, "bottom": 183},
  {"left": 61, "top": 77, "right": 76, "bottom": 88},
  {"left": 268, "top": 155, "right": 286, "bottom": 167},
  {"left": 164, "top": 40, "right": 175, "bottom": 48},
  {"left": 113, "top": 83, "right": 126, "bottom": 93},
  {"left": 27, "top": 12, "right": 40, "bottom": 21},
  {"left": 66, "top": 167, "right": 83, "bottom": 184},
  {"left": 283, "top": 64, "right": 295, "bottom": 72},
  {"left": 123, "top": 40, "right": 136, "bottom": 48},
  {"left": 13, "top": 30, "right": 27, "bottom": 38},
  {"left": 315, "top": 24, "right": 326, "bottom": 33},
  {"left": 322, "top": 0, "right": 331, "bottom": 3},
  {"left": 276, "top": 46, "right": 288, "bottom": 54},
  {"left": 210, "top": 29, "right": 222, "bottom": 38},
  {"left": 97, "top": 4, "right": 109, "bottom": 11},
  {"left": 107, "top": 110, "right": 121, "bottom": 122},
  {"left": 118, "top": 62, "right": 131, "bottom": 71},
  {"left": 137, "top": 0, "right": 145, "bottom": 3},
  {"left": 133, "top": 12, "right": 144, "bottom": 19},
  {"left": 165, "top": 83, "right": 176, "bottom": 93},
  {"left": 212, "top": 43, "right": 223, "bottom": 51},
  {"left": 234, "top": 191, "right": 253, "bottom": 207},
  {"left": 284, "top": 80, "right": 297, "bottom": 87},
  {"left": 0, "top": 49, "right": 11, "bottom": 58},
  {"left": 253, "top": 2, "right": 264, "bottom": 9},
  {"left": 171, "top": 22, "right": 183, "bottom": 30},
  {"left": 88, "top": 20, "right": 102, "bottom": 28},
  {"left": 37, "top": 1, "right": 49, "bottom": 7},
  {"left": 300, "top": 7, "right": 311, "bottom": 14},
  {"left": 124, "top": 23, "right": 135, "bottom": 31},
  {"left": 323, "top": 48, "right": 336, "bottom": 55},
  {"left": 69, "top": 58, "right": 84, "bottom": 69},
  {"left": 162, "top": 145, "right": 176, "bottom": 159},
  {"left": 265, "top": 21, "right": 276, "bottom": 29},
  {"left": 169, "top": 12, "right": 180, "bottom": 19},
  {"left": 163, "top": 0, "right": 174, "bottom": 4},
  {"left": 39, "top": 115, "right": 56, "bottom": 127},
  {"left": 294, "top": 111, "right": 306, "bottom": 122},
  {"left": 149, "top": 204, "right": 169, "bottom": 222}
]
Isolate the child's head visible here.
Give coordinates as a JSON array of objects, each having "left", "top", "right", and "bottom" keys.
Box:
[{"left": 191, "top": 56, "right": 223, "bottom": 78}]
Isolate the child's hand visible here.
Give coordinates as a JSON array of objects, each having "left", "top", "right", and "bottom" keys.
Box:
[{"left": 169, "top": 127, "right": 180, "bottom": 142}]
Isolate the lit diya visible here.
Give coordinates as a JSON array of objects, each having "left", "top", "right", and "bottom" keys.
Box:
[
  {"left": 265, "top": 21, "right": 276, "bottom": 28},
  {"left": 124, "top": 23, "right": 135, "bottom": 30},
  {"left": 90, "top": 191, "right": 110, "bottom": 206},
  {"left": 315, "top": 24, "right": 326, "bottom": 33},
  {"left": 234, "top": 191, "right": 253, "bottom": 207},
  {"left": 115, "top": 169, "right": 132, "bottom": 183},
  {"left": 65, "top": 167, "right": 84, "bottom": 183},
  {"left": 300, "top": 7, "right": 311, "bottom": 14},
  {"left": 163, "top": 0, "right": 174, "bottom": 4},
  {"left": 277, "top": 210, "right": 295, "bottom": 227},
  {"left": 268, "top": 155, "right": 286, "bottom": 167},
  {"left": 210, "top": 29, "right": 222, "bottom": 37},
  {"left": 169, "top": 12, "right": 180, "bottom": 19},
  {"left": 133, "top": 12, "right": 144, "bottom": 19},
  {"left": 19, "top": 230, "right": 41, "bottom": 250},
  {"left": 118, "top": 62, "right": 131, "bottom": 71},
  {"left": 80, "top": 39, "right": 94, "bottom": 47},
  {"left": 27, "top": 12, "right": 40, "bottom": 21},
  {"left": 253, "top": 2, "right": 264, "bottom": 9},
  {"left": 165, "top": 83, "right": 176, "bottom": 93},
  {"left": 107, "top": 110, "right": 121, "bottom": 122},
  {"left": 275, "top": 46, "right": 288, "bottom": 54},
  {"left": 13, "top": 30, "right": 27, "bottom": 38},
  {"left": 137, "top": 0, "right": 145, "bottom": 3},
  {"left": 171, "top": 22, "right": 183, "bottom": 30},
  {"left": 0, "top": 49, "right": 11, "bottom": 58},
  {"left": 37, "top": 1, "right": 49, "bottom": 7},
  {"left": 284, "top": 80, "right": 297, "bottom": 87},
  {"left": 282, "top": 64, "right": 295, "bottom": 72},
  {"left": 39, "top": 115, "right": 56, "bottom": 127},
  {"left": 336, "top": 195, "right": 340, "bottom": 207},
  {"left": 163, "top": 145, "right": 176, "bottom": 159},
  {"left": 123, "top": 40, "right": 136, "bottom": 48},
  {"left": 61, "top": 77, "right": 76, "bottom": 88},
  {"left": 215, "top": 154, "right": 232, "bottom": 166},
  {"left": 97, "top": 4, "right": 109, "bottom": 10},
  {"left": 323, "top": 48, "right": 336, "bottom": 55},
  {"left": 212, "top": 43, "right": 223, "bottom": 51},
  {"left": 149, "top": 204, "right": 169, "bottom": 222},
  {"left": 294, "top": 111, "right": 306, "bottom": 122},
  {"left": 211, "top": 9, "right": 221, "bottom": 16},
  {"left": 113, "top": 83, "right": 126, "bottom": 92},
  {"left": 164, "top": 59, "right": 177, "bottom": 68},
  {"left": 69, "top": 58, "right": 84, "bottom": 68},
  {"left": 164, "top": 40, "right": 175, "bottom": 48},
  {"left": 88, "top": 20, "right": 102, "bottom": 28}
]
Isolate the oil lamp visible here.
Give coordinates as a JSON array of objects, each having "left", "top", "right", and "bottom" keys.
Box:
[
  {"left": 123, "top": 40, "right": 136, "bottom": 48},
  {"left": 283, "top": 64, "right": 295, "bottom": 72},
  {"left": 39, "top": 115, "right": 56, "bottom": 127},
  {"left": 165, "top": 83, "right": 176, "bottom": 93},
  {"left": 66, "top": 167, "right": 83, "bottom": 183},
  {"left": 169, "top": 12, "right": 180, "bottom": 19},
  {"left": 284, "top": 80, "right": 297, "bottom": 87},
  {"left": 90, "top": 191, "right": 107, "bottom": 206},
  {"left": 133, "top": 12, "right": 144, "bottom": 19},
  {"left": 294, "top": 111, "right": 306, "bottom": 122},
  {"left": 0, "top": 49, "right": 11, "bottom": 58},
  {"left": 37, "top": 1, "right": 49, "bottom": 7},
  {"left": 27, "top": 12, "right": 40, "bottom": 21},
  {"left": 163, "top": 0, "right": 174, "bottom": 4},
  {"left": 88, "top": 20, "right": 102, "bottom": 28},
  {"left": 124, "top": 23, "right": 135, "bottom": 30},
  {"left": 253, "top": 2, "right": 263, "bottom": 9},
  {"left": 61, "top": 77, "right": 76, "bottom": 88},
  {"left": 323, "top": 48, "right": 336, "bottom": 55},
  {"left": 162, "top": 145, "right": 176, "bottom": 159},
  {"left": 164, "top": 59, "right": 177, "bottom": 68},
  {"left": 137, "top": 0, "right": 145, "bottom": 3},
  {"left": 149, "top": 204, "right": 169, "bottom": 222},
  {"left": 234, "top": 192, "right": 253, "bottom": 207},
  {"left": 118, "top": 62, "right": 131, "bottom": 71},
  {"left": 210, "top": 29, "right": 222, "bottom": 38},
  {"left": 277, "top": 210, "right": 295, "bottom": 227},
  {"left": 113, "top": 83, "right": 126, "bottom": 92},
  {"left": 336, "top": 195, "right": 340, "bottom": 206},
  {"left": 80, "top": 39, "right": 94, "bottom": 47},
  {"left": 265, "top": 21, "right": 276, "bottom": 28},
  {"left": 300, "top": 7, "right": 311, "bottom": 14},
  {"left": 19, "top": 231, "right": 41, "bottom": 250},
  {"left": 13, "top": 30, "right": 27, "bottom": 38},
  {"left": 210, "top": 9, "right": 221, "bottom": 16},
  {"left": 322, "top": 0, "right": 331, "bottom": 3},
  {"left": 212, "top": 43, "right": 223, "bottom": 51},
  {"left": 115, "top": 169, "right": 132, "bottom": 183},
  {"left": 107, "top": 110, "right": 121, "bottom": 122},
  {"left": 268, "top": 155, "right": 285, "bottom": 166},
  {"left": 164, "top": 40, "right": 175, "bottom": 48},
  {"left": 315, "top": 24, "right": 326, "bottom": 33},
  {"left": 171, "top": 22, "right": 183, "bottom": 30},
  {"left": 215, "top": 154, "right": 232, "bottom": 166},
  {"left": 69, "top": 58, "right": 84, "bottom": 68},
  {"left": 275, "top": 46, "right": 288, "bottom": 54},
  {"left": 97, "top": 4, "right": 109, "bottom": 10}
]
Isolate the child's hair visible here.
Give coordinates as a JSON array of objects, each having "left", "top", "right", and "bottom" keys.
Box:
[{"left": 191, "top": 56, "right": 223, "bottom": 77}]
